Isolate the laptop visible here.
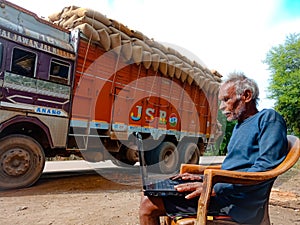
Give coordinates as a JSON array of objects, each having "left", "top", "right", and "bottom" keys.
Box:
[{"left": 134, "top": 132, "right": 195, "bottom": 197}]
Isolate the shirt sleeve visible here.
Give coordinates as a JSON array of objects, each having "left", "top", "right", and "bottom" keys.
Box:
[{"left": 247, "top": 111, "right": 288, "bottom": 172}]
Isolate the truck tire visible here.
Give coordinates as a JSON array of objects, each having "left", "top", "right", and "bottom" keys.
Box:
[
  {"left": 0, "top": 135, "right": 45, "bottom": 190},
  {"left": 150, "top": 142, "right": 179, "bottom": 174},
  {"left": 81, "top": 150, "right": 103, "bottom": 162},
  {"left": 179, "top": 142, "right": 200, "bottom": 164},
  {"left": 111, "top": 145, "right": 138, "bottom": 167}
]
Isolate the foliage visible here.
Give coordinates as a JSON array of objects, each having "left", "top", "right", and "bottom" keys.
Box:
[
  {"left": 213, "top": 111, "right": 236, "bottom": 156},
  {"left": 264, "top": 33, "right": 300, "bottom": 136},
  {"left": 219, "top": 121, "right": 236, "bottom": 155}
]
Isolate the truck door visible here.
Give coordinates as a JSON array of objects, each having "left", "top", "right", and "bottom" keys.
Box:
[{"left": 0, "top": 41, "right": 4, "bottom": 98}]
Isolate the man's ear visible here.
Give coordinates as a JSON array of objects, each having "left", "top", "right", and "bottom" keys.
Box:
[{"left": 243, "top": 89, "right": 253, "bottom": 103}]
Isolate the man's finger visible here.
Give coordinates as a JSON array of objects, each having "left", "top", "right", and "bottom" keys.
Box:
[{"left": 185, "top": 189, "right": 201, "bottom": 199}]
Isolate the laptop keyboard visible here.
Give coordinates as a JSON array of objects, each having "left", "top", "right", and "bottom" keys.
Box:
[
  {"left": 156, "top": 179, "right": 179, "bottom": 189},
  {"left": 146, "top": 179, "right": 184, "bottom": 190}
]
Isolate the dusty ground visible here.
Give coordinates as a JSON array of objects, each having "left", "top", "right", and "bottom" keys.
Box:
[{"left": 0, "top": 162, "right": 299, "bottom": 225}]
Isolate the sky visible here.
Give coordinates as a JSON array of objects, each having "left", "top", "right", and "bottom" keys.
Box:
[{"left": 8, "top": 0, "right": 300, "bottom": 109}]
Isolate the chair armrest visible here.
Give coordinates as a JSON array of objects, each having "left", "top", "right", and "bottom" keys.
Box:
[
  {"left": 205, "top": 169, "right": 278, "bottom": 185},
  {"left": 180, "top": 164, "right": 222, "bottom": 174}
]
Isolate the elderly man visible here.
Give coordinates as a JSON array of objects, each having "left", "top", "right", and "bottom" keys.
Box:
[{"left": 139, "top": 73, "right": 288, "bottom": 225}]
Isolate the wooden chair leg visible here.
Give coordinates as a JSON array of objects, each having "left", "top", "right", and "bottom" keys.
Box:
[
  {"left": 163, "top": 216, "right": 172, "bottom": 225},
  {"left": 259, "top": 204, "right": 271, "bottom": 225}
]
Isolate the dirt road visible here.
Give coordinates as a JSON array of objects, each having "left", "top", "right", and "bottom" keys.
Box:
[{"left": 0, "top": 162, "right": 299, "bottom": 225}]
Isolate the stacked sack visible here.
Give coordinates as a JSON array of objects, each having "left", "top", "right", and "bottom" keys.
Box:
[{"left": 48, "top": 6, "right": 222, "bottom": 93}]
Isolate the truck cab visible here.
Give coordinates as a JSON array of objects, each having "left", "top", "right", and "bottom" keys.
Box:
[{"left": 0, "top": 1, "right": 77, "bottom": 189}]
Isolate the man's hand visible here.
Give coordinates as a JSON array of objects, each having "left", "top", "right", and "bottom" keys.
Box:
[
  {"left": 171, "top": 173, "right": 203, "bottom": 181},
  {"left": 174, "top": 182, "right": 203, "bottom": 199}
]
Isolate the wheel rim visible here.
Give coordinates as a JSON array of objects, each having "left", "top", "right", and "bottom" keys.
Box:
[
  {"left": 179, "top": 143, "right": 200, "bottom": 164},
  {"left": 162, "top": 148, "right": 177, "bottom": 171},
  {"left": 126, "top": 145, "right": 139, "bottom": 163},
  {"left": 186, "top": 147, "right": 199, "bottom": 164},
  {"left": 0, "top": 135, "right": 45, "bottom": 190},
  {"left": 1, "top": 148, "right": 30, "bottom": 176},
  {"left": 187, "top": 151, "right": 198, "bottom": 164}
]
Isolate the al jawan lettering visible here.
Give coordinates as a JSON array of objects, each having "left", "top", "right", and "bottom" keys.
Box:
[{"left": 0, "top": 28, "right": 75, "bottom": 60}]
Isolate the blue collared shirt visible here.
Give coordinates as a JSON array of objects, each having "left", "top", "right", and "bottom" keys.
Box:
[{"left": 214, "top": 109, "right": 288, "bottom": 224}]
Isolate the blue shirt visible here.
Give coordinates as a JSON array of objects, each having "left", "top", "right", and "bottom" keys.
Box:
[{"left": 214, "top": 109, "right": 288, "bottom": 224}]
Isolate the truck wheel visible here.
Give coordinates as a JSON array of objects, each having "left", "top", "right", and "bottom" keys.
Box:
[
  {"left": 81, "top": 150, "right": 103, "bottom": 162},
  {"left": 150, "top": 142, "right": 179, "bottom": 174},
  {"left": 0, "top": 135, "right": 45, "bottom": 190},
  {"left": 111, "top": 145, "right": 138, "bottom": 167},
  {"left": 180, "top": 143, "right": 200, "bottom": 164}
]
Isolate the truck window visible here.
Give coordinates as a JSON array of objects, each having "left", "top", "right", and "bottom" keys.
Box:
[
  {"left": 0, "top": 42, "right": 3, "bottom": 68},
  {"left": 49, "top": 59, "right": 70, "bottom": 85},
  {"left": 11, "top": 48, "right": 36, "bottom": 77}
]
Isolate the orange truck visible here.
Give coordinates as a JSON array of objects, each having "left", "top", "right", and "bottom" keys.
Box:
[{"left": 0, "top": 1, "right": 221, "bottom": 189}]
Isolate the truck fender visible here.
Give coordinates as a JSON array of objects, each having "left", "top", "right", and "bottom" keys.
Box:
[{"left": 0, "top": 115, "right": 54, "bottom": 148}]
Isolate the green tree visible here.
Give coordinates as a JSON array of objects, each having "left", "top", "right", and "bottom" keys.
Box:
[
  {"left": 219, "top": 120, "right": 236, "bottom": 155},
  {"left": 264, "top": 33, "right": 300, "bottom": 136},
  {"left": 214, "top": 111, "right": 236, "bottom": 156}
]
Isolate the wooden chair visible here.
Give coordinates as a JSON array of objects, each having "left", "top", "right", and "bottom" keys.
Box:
[{"left": 164, "top": 135, "right": 300, "bottom": 225}]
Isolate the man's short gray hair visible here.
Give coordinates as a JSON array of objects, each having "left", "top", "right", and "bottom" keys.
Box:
[{"left": 224, "top": 72, "right": 260, "bottom": 105}]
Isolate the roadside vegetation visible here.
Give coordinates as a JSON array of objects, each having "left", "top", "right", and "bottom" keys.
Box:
[{"left": 264, "top": 33, "right": 300, "bottom": 137}]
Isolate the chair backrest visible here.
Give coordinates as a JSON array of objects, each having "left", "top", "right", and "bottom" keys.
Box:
[{"left": 273, "top": 135, "right": 300, "bottom": 177}]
